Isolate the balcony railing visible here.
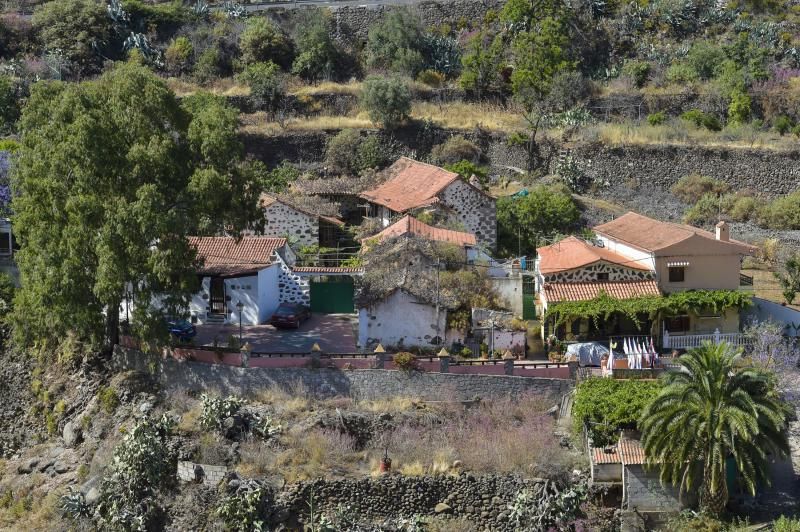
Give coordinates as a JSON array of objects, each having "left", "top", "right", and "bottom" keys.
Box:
[
  {"left": 663, "top": 330, "right": 749, "bottom": 350},
  {"left": 740, "top": 273, "right": 754, "bottom": 287}
]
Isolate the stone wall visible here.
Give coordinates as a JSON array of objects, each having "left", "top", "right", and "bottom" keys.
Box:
[
  {"left": 274, "top": 473, "right": 537, "bottom": 531},
  {"left": 263, "top": 201, "right": 318, "bottom": 248},
  {"left": 542, "top": 262, "right": 656, "bottom": 284},
  {"left": 177, "top": 461, "right": 228, "bottom": 487},
  {"left": 440, "top": 179, "right": 497, "bottom": 250},
  {"left": 571, "top": 142, "right": 800, "bottom": 198},
  {"left": 624, "top": 465, "right": 686, "bottom": 512},
  {"left": 112, "top": 346, "right": 573, "bottom": 402},
  {"left": 276, "top": 255, "right": 310, "bottom": 305}
]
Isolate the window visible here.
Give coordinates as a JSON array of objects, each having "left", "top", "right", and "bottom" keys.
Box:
[
  {"left": 0, "top": 231, "right": 11, "bottom": 255},
  {"left": 668, "top": 266, "right": 685, "bottom": 282},
  {"left": 666, "top": 315, "right": 690, "bottom": 333},
  {"left": 597, "top": 272, "right": 609, "bottom": 281}
]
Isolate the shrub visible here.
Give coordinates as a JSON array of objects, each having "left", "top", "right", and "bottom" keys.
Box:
[
  {"left": 430, "top": 136, "right": 481, "bottom": 165},
  {"left": 572, "top": 378, "right": 662, "bottom": 446},
  {"left": 237, "top": 61, "right": 285, "bottom": 111},
  {"left": 728, "top": 194, "right": 758, "bottom": 222},
  {"left": 239, "top": 17, "right": 293, "bottom": 69},
  {"left": 355, "top": 136, "right": 389, "bottom": 172},
  {"left": 417, "top": 69, "right": 445, "bottom": 87},
  {"left": 760, "top": 191, "right": 800, "bottom": 229},
  {"left": 444, "top": 160, "right": 489, "bottom": 186},
  {"left": 291, "top": 9, "right": 341, "bottom": 83},
  {"left": 680, "top": 109, "right": 721, "bottom": 131},
  {"left": 366, "top": 7, "right": 426, "bottom": 76},
  {"left": 164, "top": 36, "right": 193, "bottom": 75},
  {"left": 361, "top": 76, "right": 412, "bottom": 129},
  {"left": 98, "top": 386, "right": 119, "bottom": 414},
  {"left": 647, "top": 111, "right": 666, "bottom": 126},
  {"left": 325, "top": 129, "right": 362, "bottom": 175},
  {"left": 393, "top": 352, "right": 419, "bottom": 371},
  {"left": 546, "top": 71, "right": 594, "bottom": 113},
  {"left": 683, "top": 193, "right": 721, "bottom": 225},
  {"left": 773, "top": 115, "right": 794, "bottom": 136},
  {"left": 774, "top": 516, "right": 800, "bottom": 532},
  {"left": 665, "top": 62, "right": 699, "bottom": 84},
  {"left": 200, "top": 393, "right": 245, "bottom": 432},
  {"left": 216, "top": 484, "right": 271, "bottom": 531},
  {"left": 671, "top": 174, "right": 730, "bottom": 203},
  {"left": 793, "top": 125, "right": 800, "bottom": 138},
  {"left": 728, "top": 90, "right": 751, "bottom": 126},
  {"left": 262, "top": 161, "right": 298, "bottom": 193},
  {"left": 0, "top": 75, "right": 19, "bottom": 133},
  {"left": 621, "top": 60, "right": 650, "bottom": 88},
  {"left": 194, "top": 46, "right": 224, "bottom": 84},
  {"left": 686, "top": 41, "right": 726, "bottom": 80}
]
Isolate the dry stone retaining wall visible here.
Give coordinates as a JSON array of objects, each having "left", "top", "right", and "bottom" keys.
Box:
[
  {"left": 263, "top": 202, "right": 318, "bottom": 248},
  {"left": 112, "top": 346, "right": 572, "bottom": 402},
  {"left": 177, "top": 461, "right": 228, "bottom": 487}
]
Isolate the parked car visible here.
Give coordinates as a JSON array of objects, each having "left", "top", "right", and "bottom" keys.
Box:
[
  {"left": 269, "top": 303, "right": 311, "bottom": 328},
  {"left": 167, "top": 318, "right": 196, "bottom": 343}
]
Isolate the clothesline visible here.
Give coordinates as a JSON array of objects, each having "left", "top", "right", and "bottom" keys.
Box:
[{"left": 607, "top": 336, "right": 659, "bottom": 371}]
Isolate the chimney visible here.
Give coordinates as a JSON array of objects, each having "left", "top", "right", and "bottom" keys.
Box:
[{"left": 715, "top": 221, "right": 729, "bottom": 242}]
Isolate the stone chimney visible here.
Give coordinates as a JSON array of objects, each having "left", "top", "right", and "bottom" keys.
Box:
[{"left": 715, "top": 220, "right": 729, "bottom": 242}]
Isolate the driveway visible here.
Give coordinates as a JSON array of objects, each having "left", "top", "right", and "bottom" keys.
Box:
[{"left": 194, "top": 314, "right": 358, "bottom": 353}]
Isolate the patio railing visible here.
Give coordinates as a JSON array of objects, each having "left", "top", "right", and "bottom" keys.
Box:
[{"left": 663, "top": 329, "right": 749, "bottom": 350}]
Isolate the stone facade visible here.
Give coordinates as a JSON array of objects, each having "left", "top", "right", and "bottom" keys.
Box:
[
  {"left": 177, "top": 461, "right": 228, "bottom": 487},
  {"left": 263, "top": 201, "right": 318, "bottom": 249},
  {"left": 275, "top": 473, "right": 541, "bottom": 531},
  {"left": 439, "top": 179, "right": 497, "bottom": 250},
  {"left": 623, "top": 464, "right": 686, "bottom": 512},
  {"left": 276, "top": 255, "right": 310, "bottom": 305},
  {"left": 112, "top": 345, "right": 573, "bottom": 402},
  {"left": 542, "top": 262, "right": 656, "bottom": 284}
]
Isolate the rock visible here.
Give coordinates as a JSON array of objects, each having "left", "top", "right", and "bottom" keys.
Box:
[
  {"left": 434, "top": 502, "right": 451, "bottom": 514},
  {"left": 139, "top": 401, "right": 153, "bottom": 414},
  {"left": 38, "top": 459, "right": 55, "bottom": 472},
  {"left": 49, "top": 446, "right": 66, "bottom": 458},
  {"left": 63, "top": 421, "right": 83, "bottom": 448},
  {"left": 452, "top": 460, "right": 463, "bottom": 469},
  {"left": 17, "top": 458, "right": 38, "bottom": 474},
  {"left": 85, "top": 487, "right": 101, "bottom": 506},
  {"left": 54, "top": 462, "right": 70, "bottom": 474}
]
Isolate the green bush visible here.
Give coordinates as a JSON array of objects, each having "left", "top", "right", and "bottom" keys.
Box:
[
  {"left": 325, "top": 129, "right": 362, "bottom": 175},
  {"left": 760, "top": 191, "right": 800, "bottom": 229},
  {"left": 621, "top": 60, "right": 650, "bottom": 88},
  {"left": 200, "top": 393, "right": 245, "bottom": 432},
  {"left": 239, "top": 16, "right": 294, "bottom": 69},
  {"left": 646, "top": 111, "right": 666, "bottom": 126},
  {"left": 164, "top": 36, "right": 194, "bottom": 75},
  {"left": 236, "top": 61, "right": 285, "bottom": 111},
  {"left": 680, "top": 109, "right": 721, "bottom": 131},
  {"left": 686, "top": 41, "right": 726, "bottom": 80},
  {"left": 728, "top": 194, "right": 758, "bottom": 222},
  {"left": 430, "top": 136, "right": 481, "bottom": 165},
  {"left": 262, "top": 161, "right": 299, "bottom": 193},
  {"left": 572, "top": 378, "right": 662, "bottom": 446},
  {"left": 665, "top": 62, "right": 699, "bottom": 84},
  {"left": 671, "top": 174, "right": 730, "bottom": 203},
  {"left": 444, "top": 160, "right": 489, "bottom": 186},
  {"left": 355, "top": 136, "right": 389, "bottom": 172},
  {"left": 98, "top": 386, "right": 119, "bottom": 414},
  {"left": 361, "top": 76, "right": 412, "bottom": 129},
  {"left": 792, "top": 125, "right": 800, "bottom": 138},
  {"left": 774, "top": 515, "right": 800, "bottom": 532},
  {"left": 393, "top": 352, "right": 419, "bottom": 371},
  {"left": 366, "top": 7, "right": 426, "bottom": 76},
  {"left": 774, "top": 115, "right": 794, "bottom": 136},
  {"left": 727, "top": 90, "right": 751, "bottom": 126},
  {"left": 194, "top": 46, "right": 224, "bottom": 84},
  {"left": 683, "top": 193, "right": 722, "bottom": 225}
]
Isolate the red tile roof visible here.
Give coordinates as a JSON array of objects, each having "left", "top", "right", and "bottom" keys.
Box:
[
  {"left": 360, "top": 158, "right": 460, "bottom": 213},
  {"left": 618, "top": 437, "right": 647, "bottom": 465},
  {"left": 537, "top": 236, "right": 651, "bottom": 274},
  {"left": 259, "top": 193, "right": 344, "bottom": 226},
  {"left": 369, "top": 215, "right": 477, "bottom": 247},
  {"left": 543, "top": 280, "right": 662, "bottom": 303},
  {"left": 594, "top": 212, "right": 754, "bottom": 254},
  {"left": 592, "top": 446, "right": 621, "bottom": 465},
  {"left": 292, "top": 266, "right": 364, "bottom": 274},
  {"left": 189, "top": 236, "right": 286, "bottom": 277}
]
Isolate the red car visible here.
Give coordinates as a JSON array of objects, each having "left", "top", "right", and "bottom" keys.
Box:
[{"left": 269, "top": 303, "right": 311, "bottom": 328}]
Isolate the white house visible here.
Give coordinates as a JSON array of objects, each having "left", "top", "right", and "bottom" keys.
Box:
[{"left": 186, "top": 236, "right": 307, "bottom": 326}]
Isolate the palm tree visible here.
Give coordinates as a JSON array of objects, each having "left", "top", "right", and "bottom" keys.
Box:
[{"left": 640, "top": 341, "right": 790, "bottom": 516}]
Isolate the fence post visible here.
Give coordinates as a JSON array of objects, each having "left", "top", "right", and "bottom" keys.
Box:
[
  {"left": 240, "top": 342, "right": 252, "bottom": 369},
  {"left": 438, "top": 348, "right": 450, "bottom": 373},
  {"left": 713, "top": 328, "right": 721, "bottom": 344},
  {"left": 503, "top": 350, "right": 515, "bottom": 376},
  {"left": 568, "top": 361, "right": 579, "bottom": 379},
  {"left": 311, "top": 342, "right": 323, "bottom": 366}
]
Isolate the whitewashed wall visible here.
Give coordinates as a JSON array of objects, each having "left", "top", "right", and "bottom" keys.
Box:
[
  {"left": 359, "top": 290, "right": 447, "bottom": 348},
  {"left": 226, "top": 275, "right": 260, "bottom": 326},
  {"left": 257, "top": 266, "right": 280, "bottom": 323},
  {"left": 744, "top": 297, "right": 800, "bottom": 336}
]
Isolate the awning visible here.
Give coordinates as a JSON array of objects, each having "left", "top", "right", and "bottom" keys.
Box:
[{"left": 666, "top": 261, "right": 690, "bottom": 267}]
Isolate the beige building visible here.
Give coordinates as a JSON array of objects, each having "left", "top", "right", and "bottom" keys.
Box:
[{"left": 536, "top": 212, "right": 755, "bottom": 349}]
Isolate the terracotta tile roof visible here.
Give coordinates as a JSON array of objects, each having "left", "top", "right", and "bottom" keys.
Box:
[
  {"left": 537, "top": 236, "right": 651, "bottom": 274},
  {"left": 618, "top": 437, "right": 647, "bottom": 465},
  {"left": 594, "top": 212, "right": 754, "bottom": 253},
  {"left": 369, "top": 215, "right": 477, "bottom": 247},
  {"left": 292, "top": 266, "right": 364, "bottom": 274},
  {"left": 592, "top": 446, "right": 622, "bottom": 465},
  {"left": 189, "top": 236, "right": 286, "bottom": 277},
  {"left": 360, "top": 158, "right": 460, "bottom": 213},
  {"left": 543, "top": 280, "right": 662, "bottom": 303}
]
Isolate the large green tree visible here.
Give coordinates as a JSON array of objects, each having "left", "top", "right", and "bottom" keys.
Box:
[
  {"left": 10, "top": 62, "right": 262, "bottom": 351},
  {"left": 365, "top": 7, "right": 426, "bottom": 76},
  {"left": 640, "top": 343, "right": 790, "bottom": 515}
]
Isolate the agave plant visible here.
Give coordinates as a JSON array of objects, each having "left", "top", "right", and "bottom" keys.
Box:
[
  {"left": 107, "top": 0, "right": 130, "bottom": 27},
  {"left": 222, "top": 1, "right": 247, "bottom": 19},
  {"left": 192, "top": 0, "right": 210, "bottom": 16},
  {"left": 123, "top": 33, "right": 163, "bottom": 67}
]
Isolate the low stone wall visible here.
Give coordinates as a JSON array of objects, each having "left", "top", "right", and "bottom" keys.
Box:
[
  {"left": 275, "top": 473, "right": 535, "bottom": 531},
  {"left": 177, "top": 461, "right": 228, "bottom": 487},
  {"left": 112, "top": 346, "right": 573, "bottom": 401}
]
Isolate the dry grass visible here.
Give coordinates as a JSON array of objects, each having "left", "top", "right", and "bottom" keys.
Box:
[
  {"left": 355, "top": 396, "right": 421, "bottom": 414},
  {"left": 276, "top": 429, "right": 363, "bottom": 483},
  {"left": 290, "top": 80, "right": 363, "bottom": 97},
  {"left": 578, "top": 121, "right": 799, "bottom": 151},
  {"left": 235, "top": 438, "right": 276, "bottom": 478},
  {"left": 165, "top": 77, "right": 250, "bottom": 97},
  {"left": 248, "top": 383, "right": 312, "bottom": 418},
  {"left": 239, "top": 111, "right": 372, "bottom": 135},
  {"left": 412, "top": 101, "right": 525, "bottom": 131}
]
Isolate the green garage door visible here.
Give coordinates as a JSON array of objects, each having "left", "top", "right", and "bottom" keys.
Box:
[
  {"left": 310, "top": 277, "right": 355, "bottom": 314},
  {"left": 522, "top": 277, "right": 536, "bottom": 320}
]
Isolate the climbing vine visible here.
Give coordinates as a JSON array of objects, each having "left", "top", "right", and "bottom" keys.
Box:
[{"left": 545, "top": 290, "right": 752, "bottom": 328}]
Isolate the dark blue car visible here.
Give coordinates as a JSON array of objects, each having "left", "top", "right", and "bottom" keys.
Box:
[{"left": 167, "top": 318, "right": 196, "bottom": 343}]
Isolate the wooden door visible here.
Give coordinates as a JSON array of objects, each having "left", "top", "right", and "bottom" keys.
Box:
[{"left": 210, "top": 278, "right": 226, "bottom": 315}]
